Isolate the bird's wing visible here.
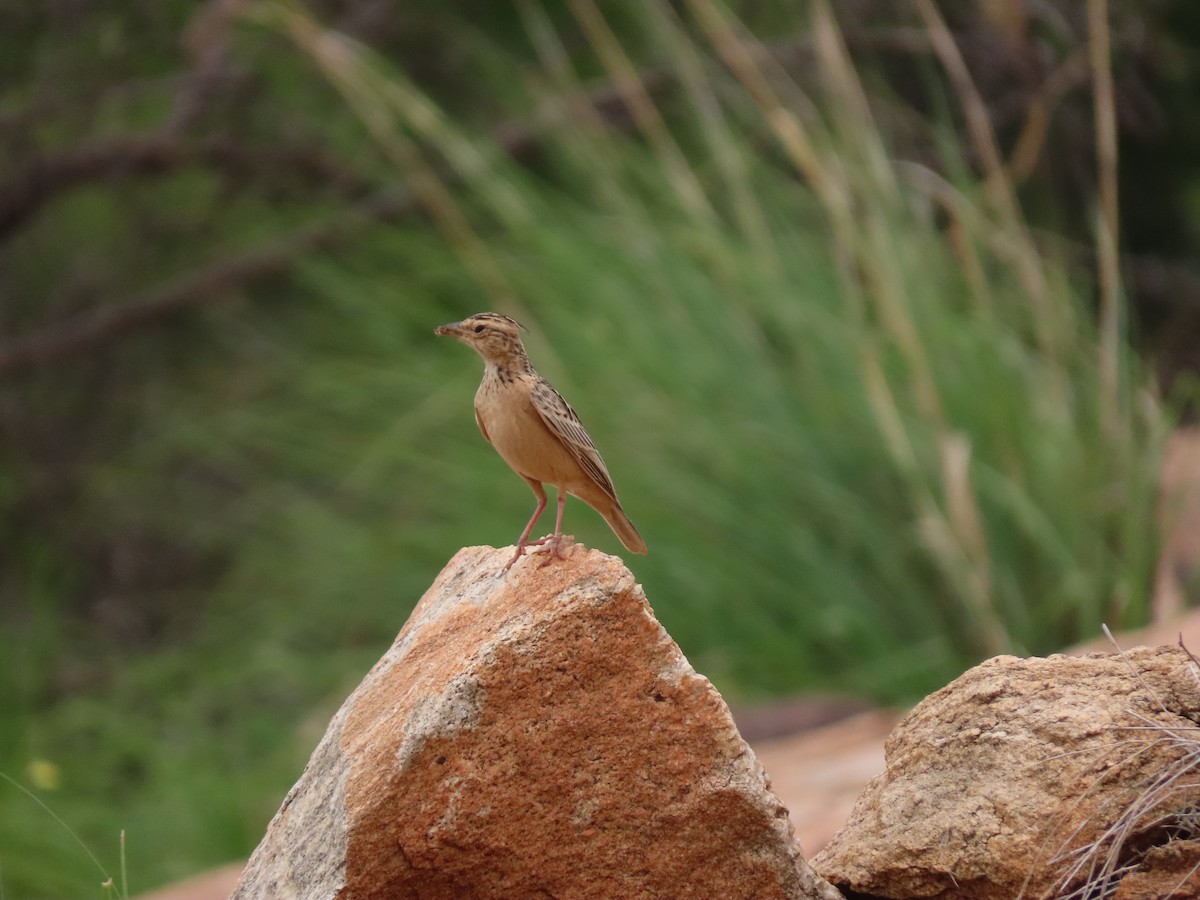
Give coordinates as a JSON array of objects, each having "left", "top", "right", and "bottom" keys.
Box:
[
  {"left": 474, "top": 407, "right": 492, "bottom": 444},
  {"left": 530, "top": 378, "right": 618, "bottom": 500}
]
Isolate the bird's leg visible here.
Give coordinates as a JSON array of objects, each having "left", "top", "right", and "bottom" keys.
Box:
[
  {"left": 537, "top": 490, "right": 574, "bottom": 566},
  {"left": 504, "top": 480, "right": 548, "bottom": 570}
]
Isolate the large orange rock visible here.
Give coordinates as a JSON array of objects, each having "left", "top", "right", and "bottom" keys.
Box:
[{"left": 232, "top": 545, "right": 841, "bottom": 900}]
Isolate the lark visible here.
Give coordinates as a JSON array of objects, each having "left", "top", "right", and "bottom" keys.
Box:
[{"left": 435, "top": 313, "right": 647, "bottom": 570}]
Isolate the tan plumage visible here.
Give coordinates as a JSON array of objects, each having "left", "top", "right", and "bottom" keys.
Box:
[{"left": 435, "top": 312, "right": 647, "bottom": 569}]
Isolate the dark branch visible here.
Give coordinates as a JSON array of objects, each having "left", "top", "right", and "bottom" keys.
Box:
[
  {"left": 0, "top": 135, "right": 376, "bottom": 239},
  {"left": 0, "top": 188, "right": 413, "bottom": 379}
]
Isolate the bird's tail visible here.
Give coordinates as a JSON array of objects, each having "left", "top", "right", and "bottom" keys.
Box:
[{"left": 601, "top": 501, "right": 648, "bottom": 555}]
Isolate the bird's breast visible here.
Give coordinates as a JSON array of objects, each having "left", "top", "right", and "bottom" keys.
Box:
[{"left": 474, "top": 378, "right": 582, "bottom": 487}]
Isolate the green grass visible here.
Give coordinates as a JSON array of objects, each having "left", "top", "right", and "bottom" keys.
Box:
[{"left": 0, "top": 1, "right": 1170, "bottom": 894}]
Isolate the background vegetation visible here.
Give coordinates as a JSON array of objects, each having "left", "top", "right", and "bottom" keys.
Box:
[{"left": 2, "top": 0, "right": 1198, "bottom": 894}]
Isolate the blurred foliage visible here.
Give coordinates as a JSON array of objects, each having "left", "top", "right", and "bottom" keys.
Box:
[{"left": 0, "top": 0, "right": 1195, "bottom": 894}]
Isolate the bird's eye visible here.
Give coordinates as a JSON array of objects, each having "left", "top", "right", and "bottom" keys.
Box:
[{"left": 473, "top": 324, "right": 486, "bottom": 334}]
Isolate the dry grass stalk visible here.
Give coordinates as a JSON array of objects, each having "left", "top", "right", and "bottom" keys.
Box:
[{"left": 1033, "top": 636, "right": 1200, "bottom": 899}]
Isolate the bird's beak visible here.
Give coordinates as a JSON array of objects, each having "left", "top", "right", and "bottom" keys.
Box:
[{"left": 435, "top": 321, "right": 464, "bottom": 339}]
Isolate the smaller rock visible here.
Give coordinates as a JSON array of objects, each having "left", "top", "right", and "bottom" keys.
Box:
[{"left": 812, "top": 646, "right": 1200, "bottom": 900}]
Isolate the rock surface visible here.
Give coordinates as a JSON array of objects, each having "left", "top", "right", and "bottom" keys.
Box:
[
  {"left": 231, "top": 545, "right": 842, "bottom": 900},
  {"left": 812, "top": 646, "right": 1200, "bottom": 900}
]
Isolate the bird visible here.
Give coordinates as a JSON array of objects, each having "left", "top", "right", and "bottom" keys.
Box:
[{"left": 435, "top": 312, "right": 647, "bottom": 570}]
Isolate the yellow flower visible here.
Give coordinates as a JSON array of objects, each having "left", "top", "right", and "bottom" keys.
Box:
[{"left": 26, "top": 758, "right": 61, "bottom": 791}]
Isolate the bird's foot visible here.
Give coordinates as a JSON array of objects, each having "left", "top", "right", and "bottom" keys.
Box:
[
  {"left": 503, "top": 535, "right": 549, "bottom": 572},
  {"left": 501, "top": 533, "right": 574, "bottom": 573},
  {"left": 535, "top": 533, "right": 575, "bottom": 567},
  {"left": 502, "top": 542, "right": 531, "bottom": 572}
]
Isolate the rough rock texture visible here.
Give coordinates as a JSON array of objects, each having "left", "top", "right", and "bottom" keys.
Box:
[
  {"left": 812, "top": 646, "right": 1200, "bottom": 900},
  {"left": 231, "top": 545, "right": 841, "bottom": 900},
  {"left": 1113, "top": 841, "right": 1200, "bottom": 900}
]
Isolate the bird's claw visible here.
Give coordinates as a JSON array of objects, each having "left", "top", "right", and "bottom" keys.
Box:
[
  {"left": 535, "top": 533, "right": 575, "bottom": 567},
  {"left": 500, "top": 533, "right": 574, "bottom": 574}
]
